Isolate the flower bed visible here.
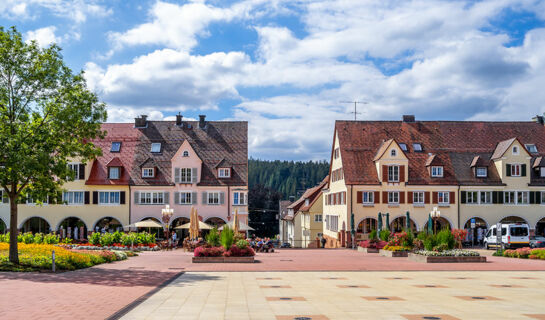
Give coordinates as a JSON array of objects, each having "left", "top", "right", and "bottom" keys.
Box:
[
  {"left": 502, "top": 247, "right": 545, "bottom": 260},
  {"left": 414, "top": 250, "right": 480, "bottom": 257},
  {"left": 71, "top": 243, "right": 159, "bottom": 251},
  {"left": 409, "top": 249, "right": 484, "bottom": 263},
  {"left": 379, "top": 248, "right": 409, "bottom": 257}
]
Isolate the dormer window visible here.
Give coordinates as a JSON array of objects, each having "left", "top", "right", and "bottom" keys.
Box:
[
  {"left": 151, "top": 143, "right": 161, "bottom": 153},
  {"left": 541, "top": 167, "right": 545, "bottom": 177},
  {"left": 413, "top": 143, "right": 422, "bottom": 152},
  {"left": 390, "top": 149, "right": 397, "bottom": 157},
  {"left": 218, "top": 168, "right": 231, "bottom": 178},
  {"left": 183, "top": 151, "right": 189, "bottom": 157},
  {"left": 142, "top": 168, "right": 155, "bottom": 178},
  {"left": 388, "top": 165, "right": 399, "bottom": 182},
  {"left": 305, "top": 199, "right": 310, "bottom": 206},
  {"left": 476, "top": 167, "right": 487, "bottom": 177},
  {"left": 431, "top": 166, "right": 443, "bottom": 177},
  {"left": 399, "top": 143, "right": 407, "bottom": 151},
  {"left": 512, "top": 146, "right": 519, "bottom": 155},
  {"left": 525, "top": 144, "right": 538, "bottom": 153},
  {"left": 111, "top": 142, "right": 121, "bottom": 152},
  {"left": 108, "top": 167, "right": 120, "bottom": 180}
]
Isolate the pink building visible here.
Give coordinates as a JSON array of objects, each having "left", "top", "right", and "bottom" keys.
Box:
[{"left": 129, "top": 115, "right": 248, "bottom": 237}]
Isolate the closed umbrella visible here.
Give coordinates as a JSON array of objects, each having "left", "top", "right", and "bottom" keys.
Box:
[
  {"left": 385, "top": 213, "right": 390, "bottom": 231},
  {"left": 378, "top": 212, "right": 383, "bottom": 232},
  {"left": 189, "top": 207, "right": 199, "bottom": 240},
  {"left": 427, "top": 213, "right": 433, "bottom": 234},
  {"left": 406, "top": 211, "right": 411, "bottom": 230},
  {"left": 233, "top": 208, "right": 240, "bottom": 234},
  {"left": 350, "top": 212, "right": 355, "bottom": 249}
]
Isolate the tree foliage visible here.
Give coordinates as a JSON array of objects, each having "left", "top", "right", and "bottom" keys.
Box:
[{"left": 0, "top": 26, "right": 107, "bottom": 263}]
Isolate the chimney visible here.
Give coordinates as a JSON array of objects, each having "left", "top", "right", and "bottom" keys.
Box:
[
  {"left": 289, "top": 196, "right": 295, "bottom": 202},
  {"left": 134, "top": 115, "right": 148, "bottom": 128},
  {"left": 176, "top": 113, "right": 183, "bottom": 126},
  {"left": 199, "top": 115, "right": 206, "bottom": 129},
  {"left": 532, "top": 115, "right": 545, "bottom": 125},
  {"left": 402, "top": 115, "right": 415, "bottom": 123}
]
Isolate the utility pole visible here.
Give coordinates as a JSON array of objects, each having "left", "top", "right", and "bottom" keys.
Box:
[{"left": 341, "top": 101, "right": 368, "bottom": 120}]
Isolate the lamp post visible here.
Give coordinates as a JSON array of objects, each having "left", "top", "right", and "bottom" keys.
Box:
[
  {"left": 430, "top": 207, "right": 441, "bottom": 234},
  {"left": 161, "top": 204, "right": 174, "bottom": 241}
]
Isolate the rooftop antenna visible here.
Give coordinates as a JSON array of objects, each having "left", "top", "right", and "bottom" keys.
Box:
[{"left": 340, "top": 100, "right": 368, "bottom": 120}]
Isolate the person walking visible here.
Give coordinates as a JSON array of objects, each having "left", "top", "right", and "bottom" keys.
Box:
[{"left": 321, "top": 235, "right": 326, "bottom": 248}]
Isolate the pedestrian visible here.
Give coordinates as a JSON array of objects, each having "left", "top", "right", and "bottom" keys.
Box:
[{"left": 321, "top": 235, "right": 326, "bottom": 248}]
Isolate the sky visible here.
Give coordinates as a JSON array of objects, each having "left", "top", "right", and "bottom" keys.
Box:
[{"left": 2, "top": 0, "right": 545, "bottom": 161}]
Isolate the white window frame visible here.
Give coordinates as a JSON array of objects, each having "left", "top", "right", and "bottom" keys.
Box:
[
  {"left": 466, "top": 191, "right": 478, "bottom": 204},
  {"left": 233, "top": 192, "right": 247, "bottom": 205},
  {"left": 388, "top": 165, "right": 399, "bottom": 182},
  {"left": 207, "top": 192, "right": 220, "bottom": 205},
  {"left": 510, "top": 164, "right": 521, "bottom": 177},
  {"left": 480, "top": 191, "right": 492, "bottom": 204},
  {"left": 525, "top": 144, "right": 537, "bottom": 153},
  {"left": 431, "top": 166, "right": 443, "bottom": 177},
  {"left": 26, "top": 196, "right": 48, "bottom": 205},
  {"left": 476, "top": 167, "right": 487, "bottom": 177},
  {"left": 504, "top": 191, "right": 516, "bottom": 205},
  {"left": 180, "top": 168, "right": 192, "bottom": 183},
  {"left": 362, "top": 191, "right": 374, "bottom": 204},
  {"left": 218, "top": 168, "right": 231, "bottom": 178},
  {"left": 139, "top": 192, "right": 164, "bottom": 205},
  {"left": 517, "top": 191, "right": 529, "bottom": 205},
  {"left": 388, "top": 191, "right": 399, "bottom": 204},
  {"left": 413, "top": 191, "right": 424, "bottom": 205},
  {"left": 109, "top": 167, "right": 120, "bottom": 180},
  {"left": 438, "top": 191, "right": 449, "bottom": 205},
  {"left": 182, "top": 150, "right": 189, "bottom": 157},
  {"left": 512, "top": 146, "right": 519, "bottom": 155},
  {"left": 68, "top": 163, "right": 80, "bottom": 180},
  {"left": 150, "top": 143, "right": 162, "bottom": 153},
  {"left": 328, "top": 215, "right": 338, "bottom": 232},
  {"left": 179, "top": 192, "right": 192, "bottom": 205},
  {"left": 142, "top": 168, "right": 155, "bottom": 178},
  {"left": 314, "top": 214, "right": 323, "bottom": 222},
  {"left": 99, "top": 191, "right": 120, "bottom": 205},
  {"left": 63, "top": 191, "right": 85, "bottom": 205},
  {"left": 390, "top": 149, "right": 396, "bottom": 157}
]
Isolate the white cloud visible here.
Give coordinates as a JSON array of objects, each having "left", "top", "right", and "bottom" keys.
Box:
[
  {"left": 0, "top": 0, "right": 111, "bottom": 23},
  {"left": 25, "top": 26, "right": 60, "bottom": 47}
]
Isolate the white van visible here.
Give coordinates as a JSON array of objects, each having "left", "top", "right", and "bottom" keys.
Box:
[{"left": 484, "top": 224, "right": 530, "bottom": 249}]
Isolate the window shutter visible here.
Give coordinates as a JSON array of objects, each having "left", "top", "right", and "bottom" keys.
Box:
[
  {"left": 374, "top": 191, "right": 380, "bottom": 204},
  {"left": 521, "top": 164, "right": 527, "bottom": 177},
  {"left": 84, "top": 191, "right": 90, "bottom": 204},
  {"left": 92, "top": 191, "right": 98, "bottom": 204},
  {"left": 356, "top": 191, "right": 362, "bottom": 204},
  {"left": 399, "top": 192, "right": 405, "bottom": 204},
  {"left": 432, "top": 192, "right": 438, "bottom": 204},
  {"left": 192, "top": 168, "right": 198, "bottom": 183},
  {"left": 192, "top": 192, "right": 198, "bottom": 204},
  {"left": 537, "top": 192, "right": 542, "bottom": 204},
  {"left": 174, "top": 192, "right": 180, "bottom": 205},
  {"left": 163, "top": 192, "right": 169, "bottom": 204},
  {"left": 399, "top": 165, "right": 405, "bottom": 182},
  {"left": 461, "top": 191, "right": 466, "bottom": 204},
  {"left": 449, "top": 191, "right": 455, "bottom": 204},
  {"left": 425, "top": 192, "right": 430, "bottom": 204},
  {"left": 506, "top": 164, "right": 511, "bottom": 176},
  {"left": 174, "top": 168, "right": 180, "bottom": 183},
  {"left": 530, "top": 191, "right": 536, "bottom": 204},
  {"left": 382, "top": 191, "right": 388, "bottom": 204},
  {"left": 202, "top": 192, "right": 207, "bottom": 205},
  {"left": 407, "top": 192, "right": 413, "bottom": 204},
  {"left": 492, "top": 191, "right": 498, "bottom": 204},
  {"left": 220, "top": 192, "right": 225, "bottom": 205},
  {"left": 79, "top": 164, "right": 85, "bottom": 180},
  {"left": 382, "top": 165, "right": 388, "bottom": 182},
  {"left": 120, "top": 191, "right": 126, "bottom": 204},
  {"left": 134, "top": 191, "right": 140, "bottom": 204}
]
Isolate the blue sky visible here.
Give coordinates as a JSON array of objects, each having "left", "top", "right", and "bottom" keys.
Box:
[{"left": 2, "top": 0, "right": 545, "bottom": 160}]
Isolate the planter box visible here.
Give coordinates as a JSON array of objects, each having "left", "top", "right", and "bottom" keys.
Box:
[
  {"left": 408, "top": 253, "right": 486, "bottom": 263},
  {"left": 192, "top": 256, "right": 255, "bottom": 263},
  {"left": 379, "top": 249, "right": 409, "bottom": 257},
  {"left": 358, "top": 247, "right": 379, "bottom": 253}
]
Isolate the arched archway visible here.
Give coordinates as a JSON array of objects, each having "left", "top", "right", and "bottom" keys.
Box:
[
  {"left": 205, "top": 217, "right": 226, "bottom": 228},
  {"left": 389, "top": 216, "right": 417, "bottom": 233},
  {"left": 171, "top": 217, "right": 190, "bottom": 241},
  {"left": 94, "top": 217, "right": 122, "bottom": 233},
  {"left": 357, "top": 218, "right": 377, "bottom": 234},
  {"left": 423, "top": 217, "right": 452, "bottom": 232},
  {"left": 21, "top": 217, "right": 51, "bottom": 234},
  {"left": 536, "top": 217, "right": 545, "bottom": 237},
  {"left": 463, "top": 217, "right": 488, "bottom": 245},
  {"left": 0, "top": 218, "right": 7, "bottom": 233},
  {"left": 138, "top": 217, "right": 164, "bottom": 239},
  {"left": 58, "top": 217, "right": 87, "bottom": 240},
  {"left": 500, "top": 216, "right": 528, "bottom": 224}
]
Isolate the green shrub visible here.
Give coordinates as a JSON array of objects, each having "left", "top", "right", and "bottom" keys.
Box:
[
  {"left": 21, "top": 232, "right": 34, "bottom": 244},
  {"left": 423, "top": 235, "right": 436, "bottom": 251},
  {"left": 43, "top": 233, "right": 59, "bottom": 244},
  {"left": 369, "top": 229, "right": 377, "bottom": 240},
  {"left": 220, "top": 226, "right": 234, "bottom": 250},
  {"left": 379, "top": 230, "right": 391, "bottom": 241},
  {"left": 417, "top": 231, "right": 428, "bottom": 241},
  {"left": 100, "top": 233, "right": 113, "bottom": 246},
  {"left": 112, "top": 231, "right": 123, "bottom": 244},
  {"left": 436, "top": 229, "right": 455, "bottom": 249},
  {"left": 433, "top": 243, "right": 449, "bottom": 252},
  {"left": 236, "top": 239, "right": 249, "bottom": 249},
  {"left": 33, "top": 233, "right": 44, "bottom": 244},
  {"left": 206, "top": 227, "right": 221, "bottom": 247},
  {"left": 403, "top": 229, "right": 414, "bottom": 247},
  {"left": 89, "top": 232, "right": 101, "bottom": 245}
]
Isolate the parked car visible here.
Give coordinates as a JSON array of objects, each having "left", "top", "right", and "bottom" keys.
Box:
[
  {"left": 484, "top": 224, "right": 530, "bottom": 249},
  {"left": 280, "top": 242, "right": 292, "bottom": 248},
  {"left": 529, "top": 235, "right": 545, "bottom": 248}
]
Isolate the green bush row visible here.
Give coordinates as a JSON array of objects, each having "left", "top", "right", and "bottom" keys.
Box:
[
  {"left": 0, "top": 232, "right": 60, "bottom": 244},
  {"left": 88, "top": 231, "right": 156, "bottom": 246}
]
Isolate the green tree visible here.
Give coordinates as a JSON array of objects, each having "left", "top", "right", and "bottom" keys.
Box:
[{"left": 0, "top": 27, "right": 107, "bottom": 264}]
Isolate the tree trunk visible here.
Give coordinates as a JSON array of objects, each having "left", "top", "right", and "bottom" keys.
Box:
[{"left": 9, "top": 197, "right": 19, "bottom": 264}]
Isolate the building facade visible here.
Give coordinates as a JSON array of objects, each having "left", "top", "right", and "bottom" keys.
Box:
[{"left": 322, "top": 115, "right": 545, "bottom": 248}]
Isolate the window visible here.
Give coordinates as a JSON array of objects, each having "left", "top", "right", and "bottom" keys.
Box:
[
  {"left": 399, "top": 143, "right": 408, "bottom": 151},
  {"left": 511, "top": 164, "right": 521, "bottom": 176},
  {"left": 111, "top": 142, "right": 121, "bottom": 152},
  {"left": 63, "top": 191, "right": 84, "bottom": 205},
  {"left": 183, "top": 150, "right": 189, "bottom": 157},
  {"left": 431, "top": 166, "right": 443, "bottom": 177},
  {"left": 413, "top": 191, "right": 424, "bottom": 204},
  {"left": 233, "top": 192, "right": 247, "bottom": 205},
  {"left": 512, "top": 146, "right": 519, "bottom": 155},
  {"left": 314, "top": 214, "right": 323, "bottom": 222},
  {"left": 68, "top": 163, "right": 80, "bottom": 180},
  {"left": 218, "top": 168, "right": 231, "bottom": 178},
  {"left": 388, "top": 191, "right": 399, "bottom": 204},
  {"left": 476, "top": 167, "right": 487, "bottom": 177},
  {"left": 362, "top": 191, "right": 374, "bottom": 204},
  {"left": 151, "top": 143, "right": 161, "bottom": 153},
  {"left": 525, "top": 144, "right": 538, "bottom": 153},
  {"left": 388, "top": 165, "right": 399, "bottom": 182},
  {"left": 390, "top": 149, "right": 397, "bottom": 157},
  {"left": 511, "top": 226, "right": 528, "bottom": 237},
  {"left": 99, "top": 191, "right": 120, "bottom": 205},
  {"left": 179, "top": 192, "right": 192, "bottom": 204},
  {"left": 413, "top": 143, "right": 422, "bottom": 152},
  {"left": 109, "top": 167, "right": 120, "bottom": 179},
  {"left": 504, "top": 191, "right": 516, "bottom": 204},
  {"left": 327, "top": 215, "right": 338, "bottom": 232},
  {"left": 208, "top": 192, "right": 220, "bottom": 205},
  {"left": 334, "top": 148, "right": 340, "bottom": 159},
  {"left": 480, "top": 191, "right": 492, "bottom": 204},
  {"left": 142, "top": 168, "right": 155, "bottom": 178},
  {"left": 517, "top": 191, "right": 529, "bottom": 205},
  {"left": 139, "top": 192, "right": 164, "bottom": 205},
  {"left": 179, "top": 168, "right": 193, "bottom": 183},
  {"left": 26, "top": 196, "right": 48, "bottom": 205},
  {"left": 0, "top": 190, "right": 7, "bottom": 204},
  {"left": 541, "top": 167, "right": 545, "bottom": 178},
  {"left": 438, "top": 192, "right": 449, "bottom": 205},
  {"left": 466, "top": 191, "right": 478, "bottom": 204},
  {"left": 542, "top": 191, "right": 545, "bottom": 204}
]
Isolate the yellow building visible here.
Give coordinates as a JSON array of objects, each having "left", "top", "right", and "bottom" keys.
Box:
[{"left": 322, "top": 115, "right": 545, "bottom": 248}]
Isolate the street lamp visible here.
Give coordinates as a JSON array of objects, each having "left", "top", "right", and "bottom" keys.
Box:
[
  {"left": 430, "top": 207, "right": 441, "bottom": 234},
  {"left": 161, "top": 204, "right": 174, "bottom": 241}
]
